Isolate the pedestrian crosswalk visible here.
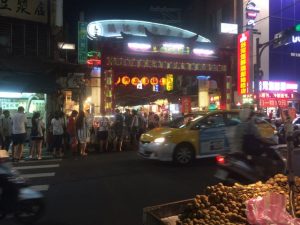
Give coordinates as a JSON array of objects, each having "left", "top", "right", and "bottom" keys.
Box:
[{"left": 12, "top": 158, "right": 62, "bottom": 192}]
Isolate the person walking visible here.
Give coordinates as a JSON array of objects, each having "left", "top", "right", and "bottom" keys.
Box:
[
  {"left": 76, "top": 111, "right": 90, "bottom": 156},
  {"left": 113, "top": 109, "right": 124, "bottom": 151},
  {"left": 67, "top": 110, "right": 78, "bottom": 156},
  {"left": 130, "top": 109, "right": 140, "bottom": 146},
  {"left": 29, "top": 112, "right": 45, "bottom": 160},
  {"left": 11, "top": 106, "right": 27, "bottom": 162},
  {"left": 97, "top": 113, "right": 110, "bottom": 152},
  {"left": 1, "top": 110, "right": 12, "bottom": 152},
  {"left": 51, "top": 111, "right": 64, "bottom": 158}
]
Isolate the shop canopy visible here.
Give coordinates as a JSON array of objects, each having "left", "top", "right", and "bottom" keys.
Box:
[{"left": 0, "top": 56, "right": 87, "bottom": 93}]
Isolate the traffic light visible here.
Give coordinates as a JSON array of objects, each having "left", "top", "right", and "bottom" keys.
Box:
[{"left": 273, "top": 25, "right": 299, "bottom": 48}]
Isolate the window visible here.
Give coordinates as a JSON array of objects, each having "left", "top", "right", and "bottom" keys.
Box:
[{"left": 192, "top": 113, "right": 225, "bottom": 130}]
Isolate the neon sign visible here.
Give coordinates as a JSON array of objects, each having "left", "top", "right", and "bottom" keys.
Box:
[
  {"left": 259, "top": 81, "right": 298, "bottom": 92},
  {"left": 292, "top": 36, "right": 300, "bottom": 43},
  {"left": 237, "top": 31, "right": 251, "bottom": 95},
  {"left": 245, "top": 0, "right": 260, "bottom": 30}
]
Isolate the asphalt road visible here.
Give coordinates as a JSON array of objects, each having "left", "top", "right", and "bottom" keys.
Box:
[
  {"left": 39, "top": 151, "right": 219, "bottom": 225},
  {"left": 2, "top": 148, "right": 300, "bottom": 225}
]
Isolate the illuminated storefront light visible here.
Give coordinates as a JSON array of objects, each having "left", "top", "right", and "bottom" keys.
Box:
[
  {"left": 0, "top": 92, "right": 22, "bottom": 98},
  {"left": 193, "top": 48, "right": 214, "bottom": 56},
  {"left": 259, "top": 81, "right": 298, "bottom": 92},
  {"left": 162, "top": 43, "right": 184, "bottom": 50},
  {"left": 128, "top": 42, "right": 151, "bottom": 51}
]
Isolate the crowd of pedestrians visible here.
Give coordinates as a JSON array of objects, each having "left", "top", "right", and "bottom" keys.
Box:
[{"left": 0, "top": 105, "right": 169, "bottom": 161}]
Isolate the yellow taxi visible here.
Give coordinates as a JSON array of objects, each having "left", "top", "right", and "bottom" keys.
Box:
[{"left": 138, "top": 110, "right": 276, "bottom": 165}]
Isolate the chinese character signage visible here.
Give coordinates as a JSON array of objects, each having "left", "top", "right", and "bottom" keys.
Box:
[
  {"left": 0, "top": 0, "right": 47, "bottom": 23},
  {"left": 78, "top": 22, "right": 88, "bottom": 64},
  {"left": 106, "top": 57, "right": 227, "bottom": 72},
  {"left": 181, "top": 96, "right": 191, "bottom": 114},
  {"left": 260, "top": 99, "right": 288, "bottom": 108},
  {"left": 237, "top": 30, "right": 252, "bottom": 95},
  {"left": 258, "top": 80, "right": 298, "bottom": 92},
  {"left": 166, "top": 74, "right": 174, "bottom": 91}
]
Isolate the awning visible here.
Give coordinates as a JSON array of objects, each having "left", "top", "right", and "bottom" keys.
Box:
[{"left": 0, "top": 70, "right": 58, "bottom": 93}]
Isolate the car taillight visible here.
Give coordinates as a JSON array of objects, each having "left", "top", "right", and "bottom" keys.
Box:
[{"left": 216, "top": 155, "right": 225, "bottom": 164}]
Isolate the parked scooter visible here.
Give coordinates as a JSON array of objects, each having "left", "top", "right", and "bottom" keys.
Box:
[
  {"left": 0, "top": 150, "right": 45, "bottom": 224},
  {"left": 214, "top": 144, "right": 286, "bottom": 185}
]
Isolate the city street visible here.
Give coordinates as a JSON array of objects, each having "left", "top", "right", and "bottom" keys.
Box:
[
  {"left": 2, "top": 149, "right": 219, "bottom": 225},
  {"left": 2, "top": 148, "right": 300, "bottom": 225}
]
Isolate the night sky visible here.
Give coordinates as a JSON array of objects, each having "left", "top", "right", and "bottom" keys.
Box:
[{"left": 63, "top": 0, "right": 193, "bottom": 42}]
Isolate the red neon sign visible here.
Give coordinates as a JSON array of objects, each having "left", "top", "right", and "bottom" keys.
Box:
[
  {"left": 237, "top": 31, "right": 251, "bottom": 95},
  {"left": 87, "top": 59, "right": 101, "bottom": 66}
]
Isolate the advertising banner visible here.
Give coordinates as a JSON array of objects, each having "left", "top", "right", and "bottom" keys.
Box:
[
  {"left": 260, "top": 99, "right": 288, "bottom": 108},
  {"left": 237, "top": 30, "right": 253, "bottom": 95},
  {"left": 0, "top": 0, "right": 47, "bottom": 23},
  {"left": 78, "top": 22, "right": 88, "bottom": 64},
  {"left": 181, "top": 96, "right": 191, "bottom": 114}
]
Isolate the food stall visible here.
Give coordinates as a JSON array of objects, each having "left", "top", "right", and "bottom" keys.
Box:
[{"left": 143, "top": 174, "right": 300, "bottom": 225}]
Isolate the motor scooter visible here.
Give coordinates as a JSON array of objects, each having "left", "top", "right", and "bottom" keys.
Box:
[
  {"left": 0, "top": 150, "right": 45, "bottom": 224},
  {"left": 214, "top": 142, "right": 287, "bottom": 185}
]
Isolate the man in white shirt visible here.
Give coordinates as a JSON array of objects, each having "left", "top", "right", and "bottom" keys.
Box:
[{"left": 11, "top": 106, "right": 27, "bottom": 162}]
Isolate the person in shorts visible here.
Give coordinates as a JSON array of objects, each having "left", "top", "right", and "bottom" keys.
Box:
[
  {"left": 96, "top": 113, "right": 109, "bottom": 152},
  {"left": 11, "top": 106, "right": 27, "bottom": 162}
]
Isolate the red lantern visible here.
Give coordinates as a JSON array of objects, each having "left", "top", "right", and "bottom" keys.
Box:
[
  {"left": 131, "top": 77, "right": 140, "bottom": 86},
  {"left": 141, "top": 77, "right": 149, "bottom": 86},
  {"left": 115, "top": 77, "right": 121, "bottom": 85},
  {"left": 121, "top": 76, "right": 131, "bottom": 86},
  {"left": 150, "top": 77, "right": 159, "bottom": 86},
  {"left": 159, "top": 77, "right": 166, "bottom": 86}
]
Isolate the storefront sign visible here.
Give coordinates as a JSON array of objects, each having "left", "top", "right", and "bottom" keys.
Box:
[
  {"left": 260, "top": 99, "right": 288, "bottom": 108},
  {"left": 259, "top": 92, "right": 293, "bottom": 99},
  {"left": 237, "top": 31, "right": 251, "bottom": 95},
  {"left": 159, "top": 78, "right": 166, "bottom": 86},
  {"left": 0, "top": 0, "right": 47, "bottom": 23},
  {"left": 259, "top": 81, "right": 298, "bottom": 92},
  {"left": 106, "top": 57, "right": 227, "bottom": 72},
  {"left": 245, "top": 0, "right": 260, "bottom": 30},
  {"left": 78, "top": 22, "right": 88, "bottom": 64},
  {"left": 181, "top": 96, "right": 191, "bottom": 114},
  {"left": 166, "top": 74, "right": 174, "bottom": 91}
]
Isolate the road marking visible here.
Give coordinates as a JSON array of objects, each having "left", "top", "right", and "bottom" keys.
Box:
[
  {"left": 31, "top": 185, "right": 49, "bottom": 191},
  {"left": 14, "top": 164, "right": 60, "bottom": 170},
  {"left": 17, "top": 158, "right": 62, "bottom": 163},
  {"left": 22, "top": 172, "right": 55, "bottom": 178}
]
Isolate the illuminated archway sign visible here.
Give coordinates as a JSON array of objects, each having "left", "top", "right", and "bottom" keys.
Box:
[{"left": 87, "top": 20, "right": 211, "bottom": 43}]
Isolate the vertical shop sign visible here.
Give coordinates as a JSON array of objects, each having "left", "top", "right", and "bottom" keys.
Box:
[
  {"left": 104, "top": 70, "right": 113, "bottom": 113},
  {"left": 237, "top": 31, "right": 252, "bottom": 95},
  {"left": 166, "top": 74, "right": 174, "bottom": 91},
  {"left": 181, "top": 96, "right": 191, "bottom": 114},
  {"left": 78, "top": 22, "right": 88, "bottom": 64}
]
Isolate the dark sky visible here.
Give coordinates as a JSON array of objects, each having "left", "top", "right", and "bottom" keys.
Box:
[{"left": 63, "top": 0, "right": 193, "bottom": 42}]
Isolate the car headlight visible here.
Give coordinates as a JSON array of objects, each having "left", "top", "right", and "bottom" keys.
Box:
[{"left": 154, "top": 137, "right": 165, "bottom": 143}]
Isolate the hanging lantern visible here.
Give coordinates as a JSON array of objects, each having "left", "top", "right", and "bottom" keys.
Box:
[
  {"left": 150, "top": 77, "right": 159, "bottom": 86},
  {"left": 131, "top": 77, "right": 140, "bottom": 86},
  {"left": 159, "top": 77, "right": 167, "bottom": 86},
  {"left": 141, "top": 77, "right": 149, "bottom": 86},
  {"left": 121, "top": 76, "right": 131, "bottom": 86},
  {"left": 115, "top": 77, "right": 121, "bottom": 85}
]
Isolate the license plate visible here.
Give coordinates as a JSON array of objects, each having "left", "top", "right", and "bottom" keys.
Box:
[{"left": 215, "top": 169, "right": 229, "bottom": 180}]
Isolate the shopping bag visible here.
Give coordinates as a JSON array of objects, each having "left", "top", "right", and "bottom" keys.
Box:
[{"left": 246, "top": 192, "right": 300, "bottom": 225}]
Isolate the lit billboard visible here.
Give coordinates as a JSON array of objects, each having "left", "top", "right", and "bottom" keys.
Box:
[{"left": 237, "top": 31, "right": 253, "bottom": 95}]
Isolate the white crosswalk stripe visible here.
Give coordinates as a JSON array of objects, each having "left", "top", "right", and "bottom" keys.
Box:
[{"left": 12, "top": 158, "right": 61, "bottom": 192}]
